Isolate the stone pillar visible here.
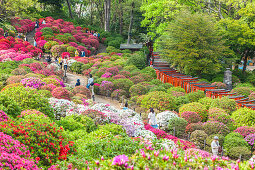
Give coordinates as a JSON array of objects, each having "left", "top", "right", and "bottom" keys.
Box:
[{"left": 224, "top": 68, "right": 232, "bottom": 90}]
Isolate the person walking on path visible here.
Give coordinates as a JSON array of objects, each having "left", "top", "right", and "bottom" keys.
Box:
[
  {"left": 24, "top": 35, "right": 28, "bottom": 42},
  {"left": 121, "top": 102, "right": 128, "bottom": 110},
  {"left": 59, "top": 56, "right": 63, "bottom": 69},
  {"left": 63, "top": 56, "right": 68, "bottom": 71},
  {"left": 148, "top": 108, "right": 158, "bottom": 128},
  {"left": 33, "top": 37, "right": 37, "bottom": 47},
  {"left": 87, "top": 74, "right": 95, "bottom": 101},
  {"left": 4, "top": 30, "right": 8, "bottom": 38},
  {"left": 211, "top": 136, "right": 220, "bottom": 156},
  {"left": 42, "top": 19, "right": 46, "bottom": 25},
  {"left": 75, "top": 79, "right": 80, "bottom": 87}
]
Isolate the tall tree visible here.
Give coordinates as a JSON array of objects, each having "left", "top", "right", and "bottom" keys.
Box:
[
  {"left": 158, "top": 10, "right": 233, "bottom": 76},
  {"left": 104, "top": 0, "right": 111, "bottom": 31},
  {"left": 66, "top": 0, "right": 74, "bottom": 19},
  {"left": 127, "top": 1, "right": 134, "bottom": 44}
]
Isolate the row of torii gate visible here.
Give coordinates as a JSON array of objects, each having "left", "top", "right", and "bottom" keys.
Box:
[{"left": 152, "top": 53, "right": 255, "bottom": 110}]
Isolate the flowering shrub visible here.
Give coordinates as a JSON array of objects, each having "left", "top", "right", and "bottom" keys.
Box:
[
  {"left": 168, "top": 117, "right": 188, "bottom": 137},
  {"left": 19, "top": 109, "right": 47, "bottom": 118},
  {"left": 11, "top": 68, "right": 27, "bottom": 75},
  {"left": 0, "top": 110, "right": 8, "bottom": 122},
  {"left": 111, "top": 89, "right": 127, "bottom": 99},
  {"left": 43, "top": 78, "right": 61, "bottom": 86},
  {"left": 113, "top": 74, "right": 126, "bottom": 79},
  {"left": 7, "top": 75, "right": 25, "bottom": 84},
  {"left": 156, "top": 111, "right": 179, "bottom": 130},
  {"left": 210, "top": 97, "right": 237, "bottom": 114},
  {"left": 82, "top": 109, "right": 109, "bottom": 125},
  {"left": 137, "top": 91, "right": 177, "bottom": 111},
  {"left": 231, "top": 87, "right": 253, "bottom": 97},
  {"left": 202, "top": 121, "right": 230, "bottom": 136},
  {"left": 48, "top": 98, "right": 79, "bottom": 117},
  {"left": 208, "top": 107, "right": 235, "bottom": 130},
  {"left": 21, "top": 77, "right": 45, "bottom": 89},
  {"left": 185, "top": 122, "right": 203, "bottom": 134},
  {"left": 180, "top": 111, "right": 202, "bottom": 124},
  {"left": 119, "top": 70, "right": 131, "bottom": 78},
  {"left": 0, "top": 114, "right": 75, "bottom": 167},
  {"left": 249, "top": 92, "right": 255, "bottom": 100},
  {"left": 245, "top": 134, "right": 255, "bottom": 146},
  {"left": 231, "top": 108, "right": 255, "bottom": 127},
  {"left": 72, "top": 86, "right": 91, "bottom": 99},
  {"left": 99, "top": 81, "right": 114, "bottom": 96},
  {"left": 1, "top": 83, "right": 23, "bottom": 91},
  {"left": 130, "top": 75, "right": 145, "bottom": 84},
  {"left": 211, "top": 82, "right": 227, "bottom": 89},
  {"left": 234, "top": 126, "right": 255, "bottom": 137},
  {"left": 179, "top": 102, "right": 207, "bottom": 122},
  {"left": 101, "top": 72, "right": 112, "bottom": 78},
  {"left": 190, "top": 130, "right": 208, "bottom": 149},
  {"left": 113, "top": 78, "right": 134, "bottom": 92},
  {"left": 52, "top": 87, "right": 71, "bottom": 100},
  {"left": 129, "top": 84, "right": 148, "bottom": 97},
  {"left": 40, "top": 84, "right": 57, "bottom": 92}
]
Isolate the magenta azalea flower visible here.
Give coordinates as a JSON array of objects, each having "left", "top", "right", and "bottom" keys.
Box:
[{"left": 112, "top": 155, "right": 129, "bottom": 166}]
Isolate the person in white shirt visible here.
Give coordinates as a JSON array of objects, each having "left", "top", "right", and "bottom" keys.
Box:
[
  {"left": 87, "top": 74, "right": 95, "bottom": 101},
  {"left": 63, "top": 56, "right": 68, "bottom": 71},
  {"left": 148, "top": 108, "right": 158, "bottom": 128},
  {"left": 42, "top": 19, "right": 46, "bottom": 24},
  {"left": 211, "top": 136, "right": 220, "bottom": 156}
]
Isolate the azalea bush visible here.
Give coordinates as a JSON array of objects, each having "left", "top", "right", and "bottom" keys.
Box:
[
  {"left": 113, "top": 78, "right": 134, "bottom": 92},
  {"left": 190, "top": 130, "right": 208, "bottom": 149},
  {"left": 72, "top": 86, "right": 91, "bottom": 99},
  {"left": 234, "top": 126, "right": 255, "bottom": 137},
  {"left": 202, "top": 121, "right": 230, "bottom": 136},
  {"left": 210, "top": 97, "right": 237, "bottom": 114},
  {"left": 99, "top": 81, "right": 114, "bottom": 96},
  {"left": 231, "top": 108, "right": 255, "bottom": 127},
  {"left": 129, "top": 84, "right": 149, "bottom": 97},
  {"left": 179, "top": 102, "right": 207, "bottom": 122},
  {"left": 0, "top": 93, "right": 21, "bottom": 118},
  {"left": 21, "top": 77, "right": 45, "bottom": 89},
  {"left": 52, "top": 87, "right": 71, "bottom": 100},
  {"left": 168, "top": 117, "right": 188, "bottom": 137},
  {"left": 231, "top": 87, "right": 253, "bottom": 97}
]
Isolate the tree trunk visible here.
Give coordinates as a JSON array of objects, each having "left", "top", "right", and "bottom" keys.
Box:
[
  {"left": 242, "top": 51, "right": 248, "bottom": 73},
  {"left": 127, "top": 2, "right": 135, "bottom": 44},
  {"left": 90, "top": 0, "right": 93, "bottom": 25},
  {"left": 104, "top": 0, "right": 111, "bottom": 32},
  {"left": 66, "top": 0, "right": 73, "bottom": 19},
  {"left": 95, "top": 0, "right": 104, "bottom": 28},
  {"left": 79, "top": 3, "right": 83, "bottom": 18},
  {"left": 119, "top": 0, "right": 123, "bottom": 35}
]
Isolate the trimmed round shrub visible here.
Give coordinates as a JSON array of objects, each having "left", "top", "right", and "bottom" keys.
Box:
[
  {"left": 167, "top": 86, "right": 185, "bottom": 93},
  {"left": 247, "top": 74, "right": 255, "bottom": 86},
  {"left": 52, "top": 87, "right": 71, "bottom": 100},
  {"left": 113, "top": 74, "right": 126, "bottom": 79},
  {"left": 231, "top": 87, "right": 252, "bottom": 97},
  {"left": 198, "top": 97, "right": 214, "bottom": 110},
  {"left": 113, "top": 78, "right": 134, "bottom": 92},
  {"left": 7, "top": 75, "right": 25, "bottom": 84},
  {"left": 211, "top": 82, "right": 227, "bottom": 89},
  {"left": 185, "top": 122, "right": 203, "bottom": 134},
  {"left": 234, "top": 126, "right": 255, "bottom": 137},
  {"left": 72, "top": 86, "right": 91, "bottom": 99},
  {"left": 180, "top": 111, "right": 202, "bottom": 124},
  {"left": 70, "top": 62, "right": 86, "bottom": 74},
  {"left": 228, "top": 146, "right": 251, "bottom": 160},
  {"left": 11, "top": 68, "right": 27, "bottom": 75},
  {"left": 111, "top": 89, "right": 127, "bottom": 99},
  {"left": 42, "top": 78, "right": 61, "bottom": 86},
  {"left": 202, "top": 121, "right": 230, "bottom": 136},
  {"left": 129, "top": 84, "right": 149, "bottom": 97},
  {"left": 140, "top": 67, "right": 157, "bottom": 79},
  {"left": 127, "top": 53, "right": 146, "bottom": 70},
  {"left": 99, "top": 81, "right": 114, "bottom": 96},
  {"left": 137, "top": 91, "right": 177, "bottom": 111},
  {"left": 118, "top": 70, "right": 131, "bottom": 78},
  {"left": 149, "top": 86, "right": 167, "bottom": 93},
  {"left": 190, "top": 130, "right": 208, "bottom": 149},
  {"left": 208, "top": 107, "right": 235, "bottom": 131},
  {"left": 1, "top": 86, "right": 53, "bottom": 118},
  {"left": 0, "top": 94, "right": 21, "bottom": 118},
  {"left": 179, "top": 102, "right": 208, "bottom": 122},
  {"left": 249, "top": 92, "right": 255, "bottom": 100},
  {"left": 168, "top": 117, "right": 188, "bottom": 137},
  {"left": 129, "top": 75, "right": 145, "bottom": 84},
  {"left": 40, "top": 84, "right": 57, "bottom": 92},
  {"left": 231, "top": 108, "right": 255, "bottom": 127},
  {"left": 38, "top": 90, "right": 52, "bottom": 98},
  {"left": 210, "top": 96, "right": 237, "bottom": 114},
  {"left": 187, "top": 90, "right": 205, "bottom": 102}
]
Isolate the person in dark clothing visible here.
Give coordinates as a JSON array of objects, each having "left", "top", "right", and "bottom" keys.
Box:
[
  {"left": 4, "top": 31, "right": 8, "bottom": 38},
  {"left": 75, "top": 79, "right": 80, "bottom": 87}
]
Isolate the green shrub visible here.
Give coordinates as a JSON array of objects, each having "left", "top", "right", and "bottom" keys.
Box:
[
  {"left": 70, "top": 62, "right": 86, "bottom": 74},
  {"left": 231, "top": 108, "right": 255, "bottom": 127},
  {"left": 167, "top": 87, "right": 185, "bottom": 93},
  {"left": 1, "top": 86, "right": 54, "bottom": 118},
  {"left": 38, "top": 89, "right": 52, "bottom": 98},
  {"left": 57, "top": 114, "right": 96, "bottom": 133},
  {"left": 179, "top": 102, "right": 208, "bottom": 122},
  {"left": 150, "top": 79, "right": 163, "bottom": 86},
  {"left": 224, "top": 132, "right": 250, "bottom": 154},
  {"left": 175, "top": 96, "right": 189, "bottom": 108},
  {"left": 123, "top": 65, "right": 139, "bottom": 72},
  {"left": 129, "top": 84, "right": 149, "bottom": 96},
  {"left": 137, "top": 91, "right": 177, "bottom": 111},
  {"left": 247, "top": 74, "right": 255, "bottom": 86},
  {"left": 41, "top": 27, "right": 53, "bottom": 34},
  {"left": 160, "top": 83, "right": 173, "bottom": 89},
  {"left": 113, "top": 78, "right": 134, "bottom": 92},
  {"left": 187, "top": 90, "right": 205, "bottom": 102},
  {"left": 127, "top": 52, "right": 147, "bottom": 70},
  {"left": 228, "top": 146, "right": 251, "bottom": 160},
  {"left": 231, "top": 87, "right": 252, "bottom": 97},
  {"left": 190, "top": 130, "right": 208, "bottom": 149},
  {"left": 67, "top": 46, "right": 77, "bottom": 57},
  {"left": 149, "top": 86, "right": 167, "bottom": 92},
  {"left": 211, "top": 75, "right": 224, "bottom": 83},
  {"left": 140, "top": 67, "right": 157, "bottom": 78},
  {"left": 168, "top": 117, "right": 188, "bottom": 137},
  {"left": 202, "top": 121, "right": 230, "bottom": 136},
  {"left": 0, "top": 94, "right": 21, "bottom": 117},
  {"left": 198, "top": 97, "right": 214, "bottom": 110},
  {"left": 98, "top": 124, "right": 126, "bottom": 136},
  {"left": 210, "top": 97, "right": 237, "bottom": 114}
]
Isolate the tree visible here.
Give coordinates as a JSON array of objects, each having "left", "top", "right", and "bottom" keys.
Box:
[
  {"left": 66, "top": 0, "right": 74, "bottom": 19},
  {"left": 158, "top": 10, "right": 233, "bottom": 76},
  {"left": 104, "top": 0, "right": 111, "bottom": 31},
  {"left": 218, "top": 2, "right": 255, "bottom": 73}
]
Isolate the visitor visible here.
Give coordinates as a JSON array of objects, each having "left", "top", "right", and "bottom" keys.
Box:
[
  {"left": 42, "top": 19, "right": 46, "bottom": 25},
  {"left": 24, "top": 35, "right": 28, "bottom": 42},
  {"left": 63, "top": 56, "right": 68, "bottom": 71},
  {"left": 93, "top": 32, "right": 98, "bottom": 37},
  {"left": 35, "top": 20, "right": 39, "bottom": 30},
  {"left": 33, "top": 37, "right": 37, "bottom": 47},
  {"left": 148, "top": 108, "right": 158, "bottom": 128},
  {"left": 17, "top": 33, "right": 21, "bottom": 39},
  {"left": 97, "top": 32, "right": 100, "bottom": 38},
  {"left": 75, "top": 79, "right": 80, "bottom": 87},
  {"left": 211, "top": 136, "right": 220, "bottom": 156},
  {"left": 46, "top": 55, "right": 52, "bottom": 64},
  {"left": 75, "top": 50, "right": 79, "bottom": 57},
  {"left": 122, "top": 102, "right": 128, "bottom": 110},
  {"left": 59, "top": 56, "right": 63, "bottom": 69},
  {"left": 81, "top": 50, "right": 85, "bottom": 57},
  {"left": 37, "top": 52, "right": 42, "bottom": 60},
  {"left": 87, "top": 74, "right": 95, "bottom": 101},
  {"left": 4, "top": 30, "right": 8, "bottom": 38}
]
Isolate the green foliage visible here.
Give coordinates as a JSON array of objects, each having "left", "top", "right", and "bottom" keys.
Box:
[
  {"left": 210, "top": 97, "right": 237, "bottom": 114},
  {"left": 1, "top": 86, "right": 54, "bottom": 118},
  {"left": 231, "top": 108, "right": 255, "bottom": 127},
  {"left": 231, "top": 87, "right": 252, "bottom": 97},
  {"left": 198, "top": 97, "right": 214, "bottom": 110},
  {"left": 167, "top": 86, "right": 185, "bottom": 93},
  {"left": 228, "top": 147, "right": 251, "bottom": 160},
  {"left": 150, "top": 79, "right": 163, "bottom": 86},
  {"left": 187, "top": 90, "right": 205, "bottom": 102},
  {"left": 224, "top": 132, "right": 250, "bottom": 154},
  {"left": 0, "top": 94, "right": 21, "bottom": 117},
  {"left": 190, "top": 130, "right": 208, "bottom": 149},
  {"left": 0, "top": 61, "right": 19, "bottom": 74},
  {"left": 202, "top": 121, "right": 230, "bottom": 136},
  {"left": 158, "top": 10, "right": 232, "bottom": 76},
  {"left": 98, "top": 124, "right": 126, "bottom": 136},
  {"left": 168, "top": 117, "right": 188, "bottom": 137},
  {"left": 140, "top": 67, "right": 157, "bottom": 78},
  {"left": 137, "top": 91, "right": 177, "bottom": 111},
  {"left": 113, "top": 78, "right": 134, "bottom": 92},
  {"left": 129, "top": 84, "right": 149, "bottom": 97},
  {"left": 70, "top": 62, "right": 86, "bottom": 74},
  {"left": 179, "top": 102, "right": 208, "bottom": 122},
  {"left": 57, "top": 115, "right": 97, "bottom": 133},
  {"left": 127, "top": 52, "right": 147, "bottom": 70}
]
